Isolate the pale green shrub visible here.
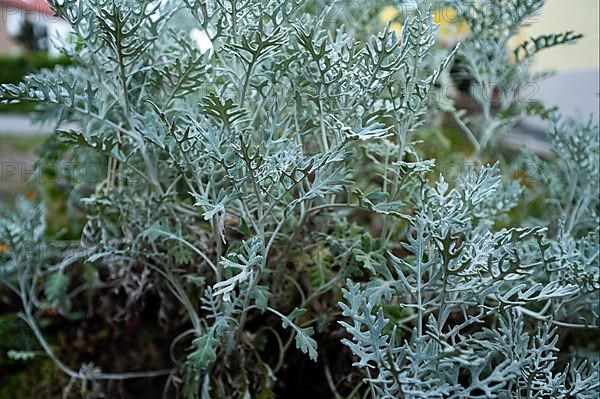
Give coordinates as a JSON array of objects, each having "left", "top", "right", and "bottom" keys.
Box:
[{"left": 0, "top": 0, "right": 597, "bottom": 397}]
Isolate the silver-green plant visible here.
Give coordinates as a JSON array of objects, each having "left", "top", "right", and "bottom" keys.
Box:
[
  {"left": 338, "top": 162, "right": 598, "bottom": 397},
  {"left": 0, "top": 0, "right": 597, "bottom": 397}
]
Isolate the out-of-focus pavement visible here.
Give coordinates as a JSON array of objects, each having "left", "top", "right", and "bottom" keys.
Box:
[{"left": 0, "top": 113, "right": 52, "bottom": 135}]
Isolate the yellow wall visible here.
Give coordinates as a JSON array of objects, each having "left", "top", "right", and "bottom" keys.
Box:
[{"left": 522, "top": 0, "right": 599, "bottom": 72}]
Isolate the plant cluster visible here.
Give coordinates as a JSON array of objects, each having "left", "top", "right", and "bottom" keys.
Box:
[{"left": 0, "top": 0, "right": 598, "bottom": 398}]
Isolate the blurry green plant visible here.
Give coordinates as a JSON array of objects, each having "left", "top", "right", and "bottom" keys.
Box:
[
  {"left": 0, "top": 53, "right": 71, "bottom": 113},
  {"left": 0, "top": 0, "right": 597, "bottom": 398}
]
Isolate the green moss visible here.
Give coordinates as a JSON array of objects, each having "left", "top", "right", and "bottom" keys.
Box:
[
  {"left": 0, "top": 134, "right": 48, "bottom": 152},
  {"left": 0, "top": 358, "right": 63, "bottom": 398}
]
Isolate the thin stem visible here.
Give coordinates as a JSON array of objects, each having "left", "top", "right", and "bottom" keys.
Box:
[
  {"left": 19, "top": 307, "right": 173, "bottom": 381},
  {"left": 453, "top": 112, "right": 481, "bottom": 154}
]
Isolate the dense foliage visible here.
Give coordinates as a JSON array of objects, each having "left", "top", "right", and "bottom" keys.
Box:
[{"left": 0, "top": 0, "right": 598, "bottom": 397}]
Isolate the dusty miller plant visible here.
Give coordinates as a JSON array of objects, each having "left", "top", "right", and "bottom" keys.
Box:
[{"left": 0, "top": 0, "right": 598, "bottom": 397}]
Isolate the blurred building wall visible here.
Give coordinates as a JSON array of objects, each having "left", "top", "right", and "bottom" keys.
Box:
[
  {"left": 524, "top": 0, "right": 599, "bottom": 72},
  {"left": 520, "top": 0, "right": 599, "bottom": 128},
  {"left": 0, "top": 6, "right": 21, "bottom": 53},
  {"left": 0, "top": 1, "right": 69, "bottom": 56}
]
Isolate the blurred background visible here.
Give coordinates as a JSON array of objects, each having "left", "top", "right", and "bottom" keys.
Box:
[
  {"left": 517, "top": 0, "right": 599, "bottom": 133},
  {"left": 1, "top": 0, "right": 71, "bottom": 204}
]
